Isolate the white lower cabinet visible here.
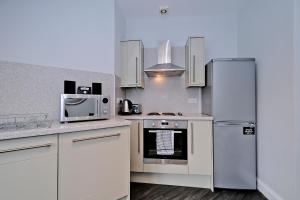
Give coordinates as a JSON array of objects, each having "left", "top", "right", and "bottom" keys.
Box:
[
  {"left": 130, "top": 120, "right": 144, "bottom": 172},
  {"left": 0, "top": 135, "right": 58, "bottom": 200},
  {"left": 188, "top": 120, "right": 213, "bottom": 175},
  {"left": 58, "top": 126, "right": 130, "bottom": 200}
]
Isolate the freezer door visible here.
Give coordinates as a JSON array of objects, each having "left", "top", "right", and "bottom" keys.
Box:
[
  {"left": 214, "top": 122, "right": 256, "bottom": 189},
  {"left": 212, "top": 60, "right": 256, "bottom": 122}
]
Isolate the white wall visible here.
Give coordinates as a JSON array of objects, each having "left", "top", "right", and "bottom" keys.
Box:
[
  {"left": 125, "top": 14, "right": 238, "bottom": 62},
  {"left": 0, "top": 0, "right": 116, "bottom": 74},
  {"left": 238, "top": 0, "right": 296, "bottom": 199},
  {"left": 294, "top": 0, "right": 300, "bottom": 194},
  {"left": 114, "top": 2, "right": 126, "bottom": 77},
  {"left": 114, "top": 2, "right": 126, "bottom": 114}
]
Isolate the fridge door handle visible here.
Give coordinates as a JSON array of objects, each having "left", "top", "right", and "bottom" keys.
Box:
[{"left": 214, "top": 121, "right": 255, "bottom": 126}]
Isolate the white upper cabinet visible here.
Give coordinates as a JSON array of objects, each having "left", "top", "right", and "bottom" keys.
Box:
[
  {"left": 121, "top": 40, "right": 144, "bottom": 88},
  {"left": 185, "top": 37, "right": 205, "bottom": 87}
]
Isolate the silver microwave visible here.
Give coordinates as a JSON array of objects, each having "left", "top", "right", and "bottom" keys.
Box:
[{"left": 60, "top": 94, "right": 110, "bottom": 122}]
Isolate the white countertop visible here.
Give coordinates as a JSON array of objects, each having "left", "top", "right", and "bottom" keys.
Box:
[
  {"left": 117, "top": 113, "right": 213, "bottom": 121},
  {"left": 0, "top": 118, "right": 131, "bottom": 141}
]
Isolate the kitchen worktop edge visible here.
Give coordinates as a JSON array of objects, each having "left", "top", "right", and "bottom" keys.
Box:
[
  {"left": 117, "top": 113, "right": 213, "bottom": 121},
  {"left": 0, "top": 118, "right": 131, "bottom": 141}
]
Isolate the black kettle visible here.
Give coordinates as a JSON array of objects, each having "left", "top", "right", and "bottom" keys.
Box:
[{"left": 119, "top": 99, "right": 133, "bottom": 115}]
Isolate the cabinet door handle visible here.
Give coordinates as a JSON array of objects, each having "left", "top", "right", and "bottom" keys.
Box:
[
  {"left": 96, "top": 99, "right": 99, "bottom": 115},
  {"left": 191, "top": 122, "right": 194, "bottom": 154},
  {"left": 137, "top": 122, "right": 140, "bottom": 153},
  {"left": 0, "top": 143, "right": 52, "bottom": 154},
  {"left": 148, "top": 130, "right": 182, "bottom": 134},
  {"left": 193, "top": 55, "right": 196, "bottom": 83},
  {"left": 136, "top": 57, "right": 138, "bottom": 85},
  {"left": 72, "top": 133, "right": 121, "bottom": 143}
]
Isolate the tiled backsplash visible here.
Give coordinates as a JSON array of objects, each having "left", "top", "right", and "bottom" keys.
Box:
[
  {"left": 124, "top": 47, "right": 202, "bottom": 114},
  {"left": 0, "top": 61, "right": 114, "bottom": 120}
]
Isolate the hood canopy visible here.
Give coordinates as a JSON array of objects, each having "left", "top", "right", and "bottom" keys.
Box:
[{"left": 144, "top": 40, "right": 185, "bottom": 77}]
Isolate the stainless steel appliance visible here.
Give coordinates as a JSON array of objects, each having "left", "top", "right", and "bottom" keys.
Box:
[
  {"left": 143, "top": 119, "right": 188, "bottom": 165},
  {"left": 202, "top": 58, "right": 256, "bottom": 189},
  {"left": 132, "top": 104, "right": 142, "bottom": 114},
  {"left": 77, "top": 86, "right": 91, "bottom": 94},
  {"left": 60, "top": 94, "right": 110, "bottom": 122},
  {"left": 144, "top": 40, "right": 185, "bottom": 77},
  {"left": 119, "top": 99, "right": 133, "bottom": 115}
]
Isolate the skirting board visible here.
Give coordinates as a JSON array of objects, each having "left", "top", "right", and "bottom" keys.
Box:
[
  {"left": 257, "top": 179, "right": 284, "bottom": 200},
  {"left": 131, "top": 172, "right": 213, "bottom": 191}
]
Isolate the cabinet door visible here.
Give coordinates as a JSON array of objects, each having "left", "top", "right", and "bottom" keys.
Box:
[
  {"left": 188, "top": 120, "right": 213, "bottom": 175},
  {"left": 127, "top": 41, "right": 141, "bottom": 86},
  {"left": 0, "top": 135, "right": 57, "bottom": 200},
  {"left": 120, "top": 40, "right": 144, "bottom": 88},
  {"left": 130, "top": 120, "right": 143, "bottom": 172},
  {"left": 185, "top": 41, "right": 190, "bottom": 86},
  {"left": 187, "top": 37, "right": 205, "bottom": 87},
  {"left": 58, "top": 127, "right": 130, "bottom": 200},
  {"left": 121, "top": 41, "right": 128, "bottom": 86}
]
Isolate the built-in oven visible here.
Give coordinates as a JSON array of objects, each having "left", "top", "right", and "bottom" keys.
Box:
[{"left": 143, "top": 119, "right": 188, "bottom": 165}]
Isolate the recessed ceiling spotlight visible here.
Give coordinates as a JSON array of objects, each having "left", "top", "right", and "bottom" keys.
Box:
[{"left": 160, "top": 6, "right": 168, "bottom": 15}]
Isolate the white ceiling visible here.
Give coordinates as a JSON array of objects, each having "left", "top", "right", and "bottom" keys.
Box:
[{"left": 116, "top": 0, "right": 245, "bottom": 19}]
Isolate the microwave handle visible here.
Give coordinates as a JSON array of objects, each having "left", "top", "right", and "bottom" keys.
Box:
[{"left": 65, "top": 98, "right": 87, "bottom": 105}]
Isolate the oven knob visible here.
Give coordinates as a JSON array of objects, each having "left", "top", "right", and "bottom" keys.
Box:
[
  {"left": 152, "top": 123, "right": 155, "bottom": 127},
  {"left": 102, "top": 98, "right": 109, "bottom": 104},
  {"left": 175, "top": 123, "right": 179, "bottom": 128}
]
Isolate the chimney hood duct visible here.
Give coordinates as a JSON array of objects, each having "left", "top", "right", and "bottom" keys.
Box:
[{"left": 144, "top": 40, "right": 185, "bottom": 77}]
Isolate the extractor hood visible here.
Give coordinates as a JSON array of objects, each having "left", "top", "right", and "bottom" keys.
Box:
[{"left": 144, "top": 40, "right": 185, "bottom": 77}]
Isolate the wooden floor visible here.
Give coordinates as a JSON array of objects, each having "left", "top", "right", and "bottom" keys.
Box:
[{"left": 130, "top": 183, "right": 267, "bottom": 200}]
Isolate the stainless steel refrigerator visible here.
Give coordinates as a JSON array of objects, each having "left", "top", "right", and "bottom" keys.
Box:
[{"left": 202, "top": 58, "right": 256, "bottom": 189}]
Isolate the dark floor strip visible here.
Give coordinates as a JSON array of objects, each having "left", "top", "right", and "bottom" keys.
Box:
[{"left": 130, "top": 182, "right": 267, "bottom": 200}]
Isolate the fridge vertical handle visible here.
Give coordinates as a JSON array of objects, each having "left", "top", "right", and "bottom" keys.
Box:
[{"left": 137, "top": 122, "right": 140, "bottom": 154}]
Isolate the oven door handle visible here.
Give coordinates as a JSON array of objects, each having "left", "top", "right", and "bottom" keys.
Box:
[{"left": 148, "top": 130, "right": 182, "bottom": 134}]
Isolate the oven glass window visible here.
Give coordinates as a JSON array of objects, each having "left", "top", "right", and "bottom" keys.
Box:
[
  {"left": 64, "top": 98, "right": 96, "bottom": 117},
  {"left": 144, "top": 128, "right": 187, "bottom": 160}
]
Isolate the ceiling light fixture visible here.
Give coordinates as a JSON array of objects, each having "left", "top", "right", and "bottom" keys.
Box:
[{"left": 160, "top": 6, "right": 168, "bottom": 15}]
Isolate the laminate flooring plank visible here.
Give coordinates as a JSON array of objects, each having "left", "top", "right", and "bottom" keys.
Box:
[{"left": 131, "top": 183, "right": 267, "bottom": 200}]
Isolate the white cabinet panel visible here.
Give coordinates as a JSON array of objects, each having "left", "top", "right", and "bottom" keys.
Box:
[
  {"left": 185, "top": 37, "right": 205, "bottom": 87},
  {"left": 188, "top": 120, "right": 213, "bottom": 175},
  {"left": 0, "top": 135, "right": 57, "bottom": 200},
  {"left": 121, "top": 40, "right": 144, "bottom": 88},
  {"left": 130, "top": 120, "right": 144, "bottom": 172},
  {"left": 58, "top": 126, "right": 130, "bottom": 200}
]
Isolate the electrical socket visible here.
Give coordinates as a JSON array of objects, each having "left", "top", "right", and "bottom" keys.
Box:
[
  {"left": 116, "top": 98, "right": 123, "bottom": 103},
  {"left": 188, "top": 98, "right": 197, "bottom": 104}
]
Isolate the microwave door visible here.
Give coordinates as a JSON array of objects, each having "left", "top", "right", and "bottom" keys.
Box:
[{"left": 65, "top": 98, "right": 97, "bottom": 118}]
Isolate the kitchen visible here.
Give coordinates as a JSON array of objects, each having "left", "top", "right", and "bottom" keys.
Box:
[{"left": 0, "top": 0, "right": 299, "bottom": 200}]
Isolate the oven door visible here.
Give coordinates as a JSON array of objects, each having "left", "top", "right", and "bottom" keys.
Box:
[
  {"left": 143, "top": 128, "right": 187, "bottom": 164},
  {"left": 60, "top": 94, "right": 100, "bottom": 122}
]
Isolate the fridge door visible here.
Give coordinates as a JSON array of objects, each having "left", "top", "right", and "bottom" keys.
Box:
[
  {"left": 214, "top": 122, "right": 256, "bottom": 189},
  {"left": 212, "top": 59, "right": 256, "bottom": 122}
]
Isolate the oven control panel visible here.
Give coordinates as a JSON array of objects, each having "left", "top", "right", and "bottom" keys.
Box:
[{"left": 144, "top": 120, "right": 188, "bottom": 129}]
